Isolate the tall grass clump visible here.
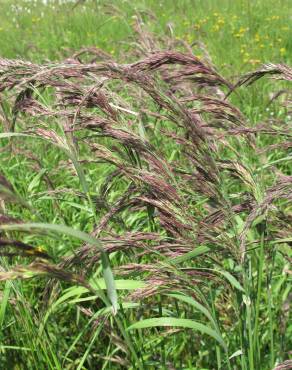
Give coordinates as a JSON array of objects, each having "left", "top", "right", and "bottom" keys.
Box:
[{"left": 0, "top": 16, "right": 291, "bottom": 370}]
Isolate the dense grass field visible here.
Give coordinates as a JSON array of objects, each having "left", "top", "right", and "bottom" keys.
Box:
[{"left": 0, "top": 1, "right": 291, "bottom": 369}]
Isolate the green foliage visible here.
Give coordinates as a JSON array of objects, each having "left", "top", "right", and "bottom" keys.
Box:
[{"left": 0, "top": 1, "right": 291, "bottom": 370}]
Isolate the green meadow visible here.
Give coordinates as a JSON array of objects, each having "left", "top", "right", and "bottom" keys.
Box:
[{"left": 0, "top": 1, "right": 291, "bottom": 369}]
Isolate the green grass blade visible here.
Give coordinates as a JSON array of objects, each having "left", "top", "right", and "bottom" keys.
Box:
[
  {"left": 172, "top": 245, "right": 210, "bottom": 264},
  {"left": 0, "top": 281, "right": 11, "bottom": 329},
  {"left": 127, "top": 317, "right": 227, "bottom": 350},
  {"left": 0, "top": 222, "right": 118, "bottom": 311},
  {"left": 167, "top": 293, "right": 219, "bottom": 331}
]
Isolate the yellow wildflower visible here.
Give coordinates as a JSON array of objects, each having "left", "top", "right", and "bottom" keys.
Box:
[
  {"left": 35, "top": 246, "right": 46, "bottom": 253},
  {"left": 254, "top": 33, "right": 260, "bottom": 42},
  {"left": 249, "top": 59, "right": 261, "bottom": 65}
]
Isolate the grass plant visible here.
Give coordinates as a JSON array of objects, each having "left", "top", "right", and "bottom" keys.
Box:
[{"left": 0, "top": 1, "right": 291, "bottom": 369}]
